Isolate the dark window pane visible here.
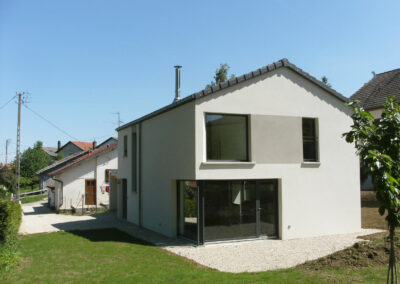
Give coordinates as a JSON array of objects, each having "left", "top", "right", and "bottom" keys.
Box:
[
  {"left": 178, "top": 181, "right": 198, "bottom": 242},
  {"left": 206, "top": 114, "right": 248, "bottom": 161},
  {"left": 203, "top": 181, "right": 256, "bottom": 241},
  {"left": 302, "top": 118, "right": 318, "bottom": 161},
  {"left": 123, "top": 135, "right": 128, "bottom": 157}
]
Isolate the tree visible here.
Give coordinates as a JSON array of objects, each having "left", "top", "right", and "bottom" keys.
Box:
[
  {"left": 19, "top": 141, "right": 51, "bottom": 183},
  {"left": 206, "top": 63, "right": 235, "bottom": 88},
  {"left": 344, "top": 96, "right": 400, "bottom": 284},
  {"left": 0, "top": 166, "right": 16, "bottom": 193},
  {"left": 321, "top": 75, "right": 332, "bottom": 88}
]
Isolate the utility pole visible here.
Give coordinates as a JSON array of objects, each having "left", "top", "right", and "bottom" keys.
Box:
[
  {"left": 5, "top": 139, "right": 11, "bottom": 164},
  {"left": 16, "top": 93, "right": 22, "bottom": 201}
]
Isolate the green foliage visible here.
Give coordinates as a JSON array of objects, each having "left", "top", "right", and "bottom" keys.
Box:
[
  {"left": 0, "top": 200, "right": 22, "bottom": 272},
  {"left": 206, "top": 63, "right": 235, "bottom": 88},
  {"left": 56, "top": 152, "right": 64, "bottom": 160},
  {"left": 344, "top": 96, "right": 400, "bottom": 283},
  {"left": 184, "top": 199, "right": 197, "bottom": 218},
  {"left": 0, "top": 166, "right": 16, "bottom": 193},
  {"left": 20, "top": 141, "right": 52, "bottom": 180},
  {"left": 0, "top": 200, "right": 22, "bottom": 245},
  {"left": 321, "top": 75, "right": 332, "bottom": 87}
]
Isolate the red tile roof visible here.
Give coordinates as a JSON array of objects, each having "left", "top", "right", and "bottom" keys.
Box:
[
  {"left": 70, "top": 141, "right": 94, "bottom": 151},
  {"left": 49, "top": 142, "right": 117, "bottom": 176}
]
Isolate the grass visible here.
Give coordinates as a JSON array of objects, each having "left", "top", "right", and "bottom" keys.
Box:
[
  {"left": 0, "top": 228, "right": 391, "bottom": 283},
  {"left": 20, "top": 194, "right": 47, "bottom": 204},
  {"left": 0, "top": 190, "right": 392, "bottom": 283}
]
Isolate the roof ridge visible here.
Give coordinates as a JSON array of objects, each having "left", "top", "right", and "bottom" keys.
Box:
[
  {"left": 49, "top": 142, "right": 117, "bottom": 176},
  {"left": 116, "top": 58, "right": 347, "bottom": 131},
  {"left": 377, "top": 68, "right": 400, "bottom": 76}
]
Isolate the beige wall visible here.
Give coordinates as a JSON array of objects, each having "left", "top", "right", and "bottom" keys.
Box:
[
  {"left": 118, "top": 66, "right": 361, "bottom": 241},
  {"left": 118, "top": 102, "right": 196, "bottom": 237},
  {"left": 251, "top": 115, "right": 303, "bottom": 163},
  {"left": 195, "top": 67, "right": 360, "bottom": 240}
]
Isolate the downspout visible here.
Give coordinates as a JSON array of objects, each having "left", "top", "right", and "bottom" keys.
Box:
[
  {"left": 138, "top": 122, "right": 142, "bottom": 227},
  {"left": 52, "top": 178, "right": 63, "bottom": 212}
]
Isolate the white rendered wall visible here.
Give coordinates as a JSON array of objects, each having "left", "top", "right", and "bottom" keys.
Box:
[
  {"left": 140, "top": 101, "right": 196, "bottom": 237},
  {"left": 117, "top": 125, "right": 140, "bottom": 223},
  {"left": 55, "top": 148, "right": 117, "bottom": 210},
  {"left": 194, "top": 67, "right": 361, "bottom": 240}
]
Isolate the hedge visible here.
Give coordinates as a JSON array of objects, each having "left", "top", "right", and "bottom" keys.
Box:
[{"left": 0, "top": 200, "right": 22, "bottom": 246}]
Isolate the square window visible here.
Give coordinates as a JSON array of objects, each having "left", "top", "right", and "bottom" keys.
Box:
[{"left": 206, "top": 114, "right": 249, "bottom": 161}]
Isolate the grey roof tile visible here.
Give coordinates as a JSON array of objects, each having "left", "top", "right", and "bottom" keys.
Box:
[
  {"left": 117, "top": 58, "right": 347, "bottom": 131},
  {"left": 350, "top": 68, "right": 400, "bottom": 110}
]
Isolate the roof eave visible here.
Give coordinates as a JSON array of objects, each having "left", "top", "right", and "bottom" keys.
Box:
[{"left": 116, "top": 58, "right": 347, "bottom": 131}]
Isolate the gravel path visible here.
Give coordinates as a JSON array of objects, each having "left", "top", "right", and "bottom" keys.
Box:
[
  {"left": 165, "top": 229, "right": 383, "bottom": 272},
  {"left": 19, "top": 201, "right": 117, "bottom": 234}
]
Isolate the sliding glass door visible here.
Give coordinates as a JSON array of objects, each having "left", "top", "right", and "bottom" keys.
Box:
[
  {"left": 203, "top": 181, "right": 257, "bottom": 241},
  {"left": 177, "top": 179, "right": 278, "bottom": 243}
]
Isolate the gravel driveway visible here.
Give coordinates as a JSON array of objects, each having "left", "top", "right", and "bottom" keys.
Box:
[
  {"left": 19, "top": 201, "right": 117, "bottom": 234},
  {"left": 19, "top": 201, "right": 383, "bottom": 273}
]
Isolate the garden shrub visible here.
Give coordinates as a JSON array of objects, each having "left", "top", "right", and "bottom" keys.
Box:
[
  {"left": 0, "top": 200, "right": 22, "bottom": 245},
  {"left": 0, "top": 199, "right": 22, "bottom": 272}
]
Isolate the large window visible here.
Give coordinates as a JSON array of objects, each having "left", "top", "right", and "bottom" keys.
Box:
[
  {"left": 206, "top": 114, "right": 249, "bottom": 161},
  {"left": 178, "top": 181, "right": 198, "bottom": 242},
  {"left": 302, "top": 118, "right": 318, "bottom": 162}
]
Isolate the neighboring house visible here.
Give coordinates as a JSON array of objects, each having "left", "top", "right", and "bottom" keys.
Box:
[
  {"left": 115, "top": 58, "right": 361, "bottom": 244},
  {"left": 42, "top": 147, "right": 58, "bottom": 159},
  {"left": 48, "top": 142, "right": 118, "bottom": 211},
  {"left": 351, "top": 68, "right": 400, "bottom": 119},
  {"left": 350, "top": 68, "right": 400, "bottom": 190},
  {"left": 96, "top": 137, "right": 118, "bottom": 149},
  {"left": 36, "top": 150, "right": 88, "bottom": 193},
  {"left": 56, "top": 141, "right": 94, "bottom": 157}
]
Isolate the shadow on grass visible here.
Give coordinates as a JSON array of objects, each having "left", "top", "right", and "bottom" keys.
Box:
[{"left": 67, "top": 228, "right": 154, "bottom": 246}]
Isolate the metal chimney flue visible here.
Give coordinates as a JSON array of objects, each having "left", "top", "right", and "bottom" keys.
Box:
[{"left": 174, "top": 65, "right": 182, "bottom": 102}]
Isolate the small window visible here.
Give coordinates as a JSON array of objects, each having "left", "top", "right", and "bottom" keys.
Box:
[
  {"left": 302, "top": 118, "right": 318, "bottom": 162},
  {"left": 206, "top": 113, "right": 249, "bottom": 161},
  {"left": 105, "top": 169, "right": 110, "bottom": 183},
  {"left": 123, "top": 135, "right": 128, "bottom": 157}
]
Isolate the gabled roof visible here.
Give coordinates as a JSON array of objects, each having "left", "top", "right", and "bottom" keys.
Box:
[
  {"left": 49, "top": 142, "right": 117, "bottom": 176},
  {"left": 350, "top": 68, "right": 400, "bottom": 110},
  {"left": 42, "top": 147, "right": 57, "bottom": 157},
  {"left": 56, "top": 141, "right": 93, "bottom": 153},
  {"left": 117, "top": 58, "right": 348, "bottom": 131},
  {"left": 96, "top": 137, "right": 118, "bottom": 149},
  {"left": 36, "top": 150, "right": 88, "bottom": 175}
]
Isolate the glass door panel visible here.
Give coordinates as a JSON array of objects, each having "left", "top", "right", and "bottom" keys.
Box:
[
  {"left": 258, "top": 180, "right": 278, "bottom": 237},
  {"left": 203, "top": 181, "right": 256, "bottom": 241}
]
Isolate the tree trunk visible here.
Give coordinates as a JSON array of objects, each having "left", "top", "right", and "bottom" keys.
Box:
[{"left": 387, "top": 225, "right": 398, "bottom": 284}]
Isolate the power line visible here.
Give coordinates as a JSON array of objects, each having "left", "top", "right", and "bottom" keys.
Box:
[
  {"left": 0, "top": 94, "right": 17, "bottom": 111},
  {"left": 22, "top": 103, "right": 79, "bottom": 140}
]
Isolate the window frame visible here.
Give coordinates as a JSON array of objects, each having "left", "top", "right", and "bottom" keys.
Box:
[
  {"left": 302, "top": 117, "right": 319, "bottom": 162},
  {"left": 205, "top": 112, "right": 250, "bottom": 162},
  {"left": 123, "top": 135, "right": 128, "bottom": 157},
  {"left": 105, "top": 169, "right": 110, "bottom": 183}
]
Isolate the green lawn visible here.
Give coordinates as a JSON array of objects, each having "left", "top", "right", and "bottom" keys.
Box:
[
  {"left": 0, "top": 228, "right": 389, "bottom": 283},
  {"left": 20, "top": 194, "right": 47, "bottom": 204}
]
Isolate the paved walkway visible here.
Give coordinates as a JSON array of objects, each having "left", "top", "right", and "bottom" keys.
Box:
[{"left": 19, "top": 201, "right": 384, "bottom": 273}]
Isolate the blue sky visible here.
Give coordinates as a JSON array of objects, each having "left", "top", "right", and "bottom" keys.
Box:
[{"left": 1, "top": 0, "right": 400, "bottom": 162}]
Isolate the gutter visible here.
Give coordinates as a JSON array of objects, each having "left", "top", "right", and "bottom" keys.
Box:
[{"left": 52, "top": 178, "right": 63, "bottom": 212}]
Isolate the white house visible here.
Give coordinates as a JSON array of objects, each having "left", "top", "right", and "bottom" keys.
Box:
[
  {"left": 49, "top": 142, "right": 118, "bottom": 211},
  {"left": 115, "top": 59, "right": 361, "bottom": 244}
]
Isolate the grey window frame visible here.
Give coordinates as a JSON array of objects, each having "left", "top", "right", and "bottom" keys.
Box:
[
  {"left": 302, "top": 117, "right": 319, "bottom": 162},
  {"left": 205, "top": 113, "right": 249, "bottom": 162}
]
